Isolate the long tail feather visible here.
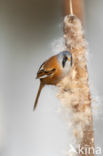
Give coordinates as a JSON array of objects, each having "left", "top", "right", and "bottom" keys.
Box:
[{"left": 33, "top": 82, "right": 44, "bottom": 111}]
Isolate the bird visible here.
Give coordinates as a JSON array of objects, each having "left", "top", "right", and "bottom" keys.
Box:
[{"left": 33, "top": 51, "right": 72, "bottom": 110}]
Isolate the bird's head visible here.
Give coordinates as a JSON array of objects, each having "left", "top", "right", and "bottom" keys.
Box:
[{"left": 57, "top": 51, "right": 72, "bottom": 76}]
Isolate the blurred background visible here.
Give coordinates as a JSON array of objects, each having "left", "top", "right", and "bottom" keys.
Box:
[{"left": 0, "top": 0, "right": 103, "bottom": 156}]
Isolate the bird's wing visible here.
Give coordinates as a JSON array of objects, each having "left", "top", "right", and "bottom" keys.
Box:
[
  {"left": 36, "top": 56, "right": 57, "bottom": 79},
  {"left": 37, "top": 68, "right": 56, "bottom": 79}
]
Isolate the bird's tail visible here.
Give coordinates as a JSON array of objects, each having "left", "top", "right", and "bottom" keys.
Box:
[{"left": 33, "top": 82, "right": 44, "bottom": 111}]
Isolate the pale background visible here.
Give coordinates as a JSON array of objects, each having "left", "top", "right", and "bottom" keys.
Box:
[{"left": 0, "top": 0, "right": 103, "bottom": 156}]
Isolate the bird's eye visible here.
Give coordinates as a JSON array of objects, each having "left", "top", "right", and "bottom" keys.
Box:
[{"left": 62, "top": 56, "right": 68, "bottom": 68}]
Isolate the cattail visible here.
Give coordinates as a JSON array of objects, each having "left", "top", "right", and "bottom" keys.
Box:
[{"left": 57, "top": 14, "right": 94, "bottom": 156}]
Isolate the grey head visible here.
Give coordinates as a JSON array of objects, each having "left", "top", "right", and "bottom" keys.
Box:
[
  {"left": 57, "top": 51, "right": 72, "bottom": 67},
  {"left": 57, "top": 51, "right": 73, "bottom": 76}
]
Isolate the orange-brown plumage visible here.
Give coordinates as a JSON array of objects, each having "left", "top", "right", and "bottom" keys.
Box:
[
  {"left": 37, "top": 56, "right": 62, "bottom": 85},
  {"left": 33, "top": 51, "right": 72, "bottom": 110}
]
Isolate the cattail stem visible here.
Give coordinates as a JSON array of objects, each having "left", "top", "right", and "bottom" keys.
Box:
[
  {"left": 64, "top": 0, "right": 84, "bottom": 23},
  {"left": 70, "top": 0, "right": 73, "bottom": 15}
]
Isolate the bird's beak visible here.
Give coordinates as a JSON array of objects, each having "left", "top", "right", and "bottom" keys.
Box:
[{"left": 68, "top": 57, "right": 71, "bottom": 62}]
